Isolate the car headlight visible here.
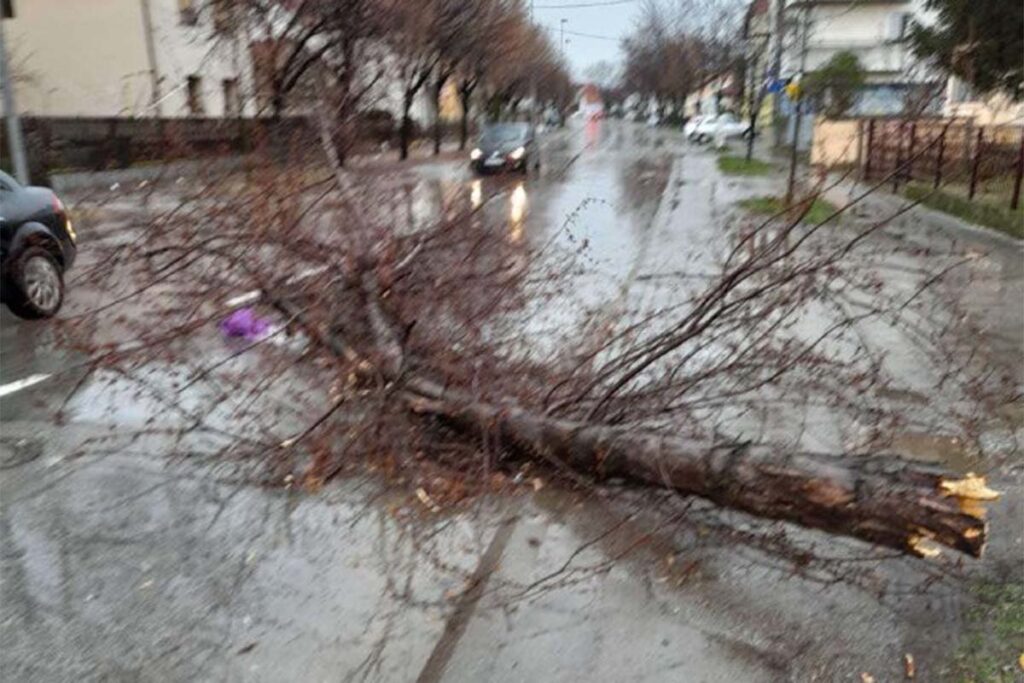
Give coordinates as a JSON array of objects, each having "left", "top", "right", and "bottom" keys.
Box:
[
  {"left": 65, "top": 217, "right": 76, "bottom": 243},
  {"left": 470, "top": 148, "right": 482, "bottom": 160},
  {"left": 509, "top": 146, "right": 525, "bottom": 160}
]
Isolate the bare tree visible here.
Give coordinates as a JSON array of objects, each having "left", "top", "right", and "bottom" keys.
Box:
[
  {"left": 451, "top": 0, "right": 525, "bottom": 149},
  {"left": 383, "top": 0, "right": 446, "bottom": 160},
  {"left": 622, "top": 0, "right": 742, "bottom": 116},
  {"left": 425, "top": 0, "right": 492, "bottom": 155},
  {"left": 233, "top": 0, "right": 390, "bottom": 164}
]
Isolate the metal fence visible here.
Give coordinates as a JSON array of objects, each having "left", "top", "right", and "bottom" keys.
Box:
[{"left": 860, "top": 118, "right": 1024, "bottom": 210}]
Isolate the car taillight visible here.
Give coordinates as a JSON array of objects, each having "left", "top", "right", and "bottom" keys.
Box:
[{"left": 52, "top": 192, "right": 65, "bottom": 213}]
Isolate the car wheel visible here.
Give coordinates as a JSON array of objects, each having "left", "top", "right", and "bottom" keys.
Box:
[
  {"left": 698, "top": 133, "right": 710, "bottom": 144},
  {"left": 6, "top": 246, "right": 64, "bottom": 319}
]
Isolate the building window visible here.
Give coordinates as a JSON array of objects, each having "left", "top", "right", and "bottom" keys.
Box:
[
  {"left": 886, "top": 12, "right": 912, "bottom": 42},
  {"left": 186, "top": 75, "right": 204, "bottom": 115},
  {"left": 222, "top": 78, "right": 241, "bottom": 116},
  {"left": 179, "top": 0, "right": 198, "bottom": 26},
  {"left": 949, "top": 77, "right": 974, "bottom": 104}
]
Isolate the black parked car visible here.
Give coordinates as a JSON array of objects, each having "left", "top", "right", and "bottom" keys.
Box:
[
  {"left": 0, "top": 170, "right": 76, "bottom": 319},
  {"left": 470, "top": 122, "right": 538, "bottom": 174}
]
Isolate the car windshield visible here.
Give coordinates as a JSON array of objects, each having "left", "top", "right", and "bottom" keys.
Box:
[
  {"left": 480, "top": 123, "right": 528, "bottom": 146},
  {"left": 718, "top": 114, "right": 736, "bottom": 123}
]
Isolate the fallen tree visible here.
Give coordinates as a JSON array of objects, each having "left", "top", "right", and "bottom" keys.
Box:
[
  {"left": 271, "top": 265, "right": 994, "bottom": 559},
  {"left": 61, "top": 116, "right": 1009, "bottom": 566}
]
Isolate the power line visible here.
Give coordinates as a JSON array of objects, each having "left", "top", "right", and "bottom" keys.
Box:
[
  {"left": 565, "top": 28, "right": 620, "bottom": 41},
  {"left": 543, "top": 25, "right": 621, "bottom": 41},
  {"left": 533, "top": 0, "right": 637, "bottom": 9}
]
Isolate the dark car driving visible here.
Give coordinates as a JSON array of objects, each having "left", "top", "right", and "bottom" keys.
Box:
[
  {"left": 0, "top": 170, "right": 77, "bottom": 319},
  {"left": 470, "top": 122, "right": 537, "bottom": 174}
]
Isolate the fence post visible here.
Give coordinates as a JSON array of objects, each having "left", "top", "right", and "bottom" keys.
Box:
[
  {"left": 934, "top": 126, "right": 946, "bottom": 189},
  {"left": 905, "top": 121, "right": 917, "bottom": 185},
  {"left": 863, "top": 119, "right": 875, "bottom": 180},
  {"left": 968, "top": 127, "right": 983, "bottom": 200},
  {"left": 1012, "top": 129, "right": 1024, "bottom": 211},
  {"left": 892, "top": 121, "right": 904, "bottom": 193}
]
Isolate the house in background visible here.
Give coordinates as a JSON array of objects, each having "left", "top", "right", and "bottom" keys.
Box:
[
  {"left": 787, "top": 0, "right": 941, "bottom": 115},
  {"left": 5, "top": 0, "right": 253, "bottom": 118},
  {"left": 688, "top": 72, "right": 740, "bottom": 118},
  {"left": 749, "top": 0, "right": 943, "bottom": 120}
]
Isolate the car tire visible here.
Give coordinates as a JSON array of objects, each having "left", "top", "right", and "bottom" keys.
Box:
[{"left": 6, "top": 246, "right": 64, "bottom": 319}]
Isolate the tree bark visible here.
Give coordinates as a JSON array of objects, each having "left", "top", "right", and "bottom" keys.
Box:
[{"left": 411, "top": 395, "right": 987, "bottom": 558}]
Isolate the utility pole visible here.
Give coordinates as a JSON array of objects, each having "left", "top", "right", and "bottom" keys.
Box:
[
  {"left": 745, "top": 34, "right": 768, "bottom": 162},
  {"left": 769, "top": 0, "right": 786, "bottom": 148},
  {"left": 139, "top": 0, "right": 163, "bottom": 117},
  {"left": 560, "top": 18, "right": 567, "bottom": 54},
  {"left": 529, "top": 0, "right": 537, "bottom": 124},
  {"left": 0, "top": 10, "right": 29, "bottom": 184},
  {"left": 784, "top": 5, "right": 809, "bottom": 204}
]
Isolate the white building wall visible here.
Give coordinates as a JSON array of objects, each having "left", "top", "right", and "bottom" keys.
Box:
[
  {"left": 6, "top": 0, "right": 253, "bottom": 118},
  {"left": 779, "top": 0, "right": 934, "bottom": 80},
  {"left": 7, "top": 0, "right": 151, "bottom": 117},
  {"left": 146, "top": 0, "right": 254, "bottom": 117},
  {"left": 770, "top": 0, "right": 942, "bottom": 115}
]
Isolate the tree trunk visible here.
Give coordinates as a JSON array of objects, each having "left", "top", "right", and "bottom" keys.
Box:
[
  {"left": 274, "top": 291, "right": 992, "bottom": 560},
  {"left": 432, "top": 75, "right": 444, "bottom": 156},
  {"left": 400, "top": 92, "right": 413, "bottom": 161},
  {"left": 413, "top": 395, "right": 987, "bottom": 558},
  {"left": 458, "top": 84, "right": 472, "bottom": 151}
]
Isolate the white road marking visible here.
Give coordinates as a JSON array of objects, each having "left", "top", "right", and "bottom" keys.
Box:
[{"left": 0, "top": 373, "right": 53, "bottom": 398}]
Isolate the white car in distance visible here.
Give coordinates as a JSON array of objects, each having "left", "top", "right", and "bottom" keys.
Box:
[
  {"left": 683, "top": 115, "right": 705, "bottom": 138},
  {"left": 689, "top": 113, "right": 751, "bottom": 143}
]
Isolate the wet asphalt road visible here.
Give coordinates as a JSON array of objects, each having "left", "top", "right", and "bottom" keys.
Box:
[{"left": 1, "top": 121, "right": 1022, "bottom": 682}]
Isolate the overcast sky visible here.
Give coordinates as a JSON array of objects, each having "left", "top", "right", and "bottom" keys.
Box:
[{"left": 531, "top": 0, "right": 642, "bottom": 80}]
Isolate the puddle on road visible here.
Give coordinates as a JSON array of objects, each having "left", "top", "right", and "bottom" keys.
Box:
[{"left": 888, "top": 432, "right": 980, "bottom": 473}]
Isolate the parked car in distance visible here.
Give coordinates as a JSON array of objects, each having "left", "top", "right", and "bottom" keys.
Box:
[
  {"left": 689, "top": 113, "right": 751, "bottom": 143},
  {"left": 470, "top": 123, "right": 538, "bottom": 174},
  {"left": 683, "top": 115, "right": 705, "bottom": 139},
  {"left": 0, "top": 170, "right": 77, "bottom": 319}
]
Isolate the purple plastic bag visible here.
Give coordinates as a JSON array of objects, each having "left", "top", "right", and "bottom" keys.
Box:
[{"left": 220, "top": 307, "right": 272, "bottom": 341}]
